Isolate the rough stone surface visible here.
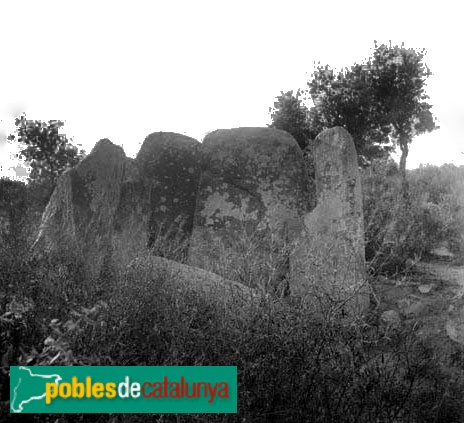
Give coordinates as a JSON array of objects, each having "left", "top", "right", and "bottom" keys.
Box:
[
  {"left": 290, "top": 127, "right": 369, "bottom": 313},
  {"left": 188, "top": 127, "right": 312, "bottom": 290},
  {"left": 33, "top": 139, "right": 126, "bottom": 278},
  {"left": 418, "top": 284, "right": 434, "bottom": 294},
  {"left": 135, "top": 132, "right": 201, "bottom": 249},
  {"left": 112, "top": 132, "right": 201, "bottom": 263},
  {"left": 112, "top": 157, "right": 151, "bottom": 264},
  {"left": 128, "top": 254, "right": 258, "bottom": 306},
  {"left": 114, "top": 157, "right": 145, "bottom": 232}
]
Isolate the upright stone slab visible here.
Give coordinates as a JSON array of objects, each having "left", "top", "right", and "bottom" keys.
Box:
[
  {"left": 33, "top": 139, "right": 126, "bottom": 278},
  {"left": 115, "top": 132, "right": 201, "bottom": 261},
  {"left": 291, "top": 127, "right": 369, "bottom": 313},
  {"left": 189, "top": 127, "right": 312, "bottom": 290},
  {"left": 112, "top": 156, "right": 151, "bottom": 264}
]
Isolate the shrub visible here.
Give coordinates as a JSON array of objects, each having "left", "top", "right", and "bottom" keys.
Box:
[
  {"left": 362, "top": 159, "right": 463, "bottom": 275},
  {"left": 409, "top": 164, "right": 464, "bottom": 256}
]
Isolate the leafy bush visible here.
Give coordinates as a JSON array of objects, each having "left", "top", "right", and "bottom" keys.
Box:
[{"left": 409, "top": 164, "right": 464, "bottom": 255}]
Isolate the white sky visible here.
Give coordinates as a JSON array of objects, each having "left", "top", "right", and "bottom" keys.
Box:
[{"left": 1, "top": 0, "right": 463, "bottom": 180}]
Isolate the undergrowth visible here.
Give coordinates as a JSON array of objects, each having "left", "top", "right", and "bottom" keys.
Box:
[
  {"left": 1, "top": 245, "right": 464, "bottom": 422},
  {"left": 2, "top": 169, "right": 464, "bottom": 421}
]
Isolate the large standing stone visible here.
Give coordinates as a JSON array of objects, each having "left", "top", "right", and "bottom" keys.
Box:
[
  {"left": 33, "top": 139, "right": 126, "bottom": 278},
  {"left": 113, "top": 132, "right": 202, "bottom": 262},
  {"left": 189, "top": 127, "right": 312, "bottom": 291},
  {"left": 291, "top": 127, "right": 369, "bottom": 313}
]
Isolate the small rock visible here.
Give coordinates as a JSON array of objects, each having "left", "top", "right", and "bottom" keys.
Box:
[
  {"left": 397, "top": 298, "right": 410, "bottom": 310},
  {"left": 431, "top": 245, "right": 455, "bottom": 259},
  {"left": 446, "top": 319, "right": 464, "bottom": 345},
  {"left": 401, "top": 301, "right": 426, "bottom": 318},
  {"left": 418, "top": 284, "right": 434, "bottom": 294},
  {"left": 405, "top": 258, "right": 416, "bottom": 269},
  {"left": 380, "top": 310, "right": 401, "bottom": 327}
]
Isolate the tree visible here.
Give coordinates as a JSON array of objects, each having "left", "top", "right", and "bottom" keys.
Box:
[
  {"left": 308, "top": 42, "right": 437, "bottom": 176},
  {"left": 8, "top": 115, "right": 85, "bottom": 186},
  {"left": 269, "top": 90, "right": 311, "bottom": 150},
  {"left": 269, "top": 90, "right": 317, "bottom": 186},
  {"left": 308, "top": 63, "right": 393, "bottom": 165},
  {"left": 368, "top": 43, "right": 436, "bottom": 178}
]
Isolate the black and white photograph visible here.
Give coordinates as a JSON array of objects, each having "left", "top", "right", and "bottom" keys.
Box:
[{"left": 1, "top": 0, "right": 464, "bottom": 421}]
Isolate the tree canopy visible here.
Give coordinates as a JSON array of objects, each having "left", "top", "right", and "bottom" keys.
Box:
[
  {"left": 8, "top": 115, "right": 85, "bottom": 185},
  {"left": 307, "top": 61, "right": 393, "bottom": 164},
  {"left": 269, "top": 90, "right": 311, "bottom": 150},
  {"left": 366, "top": 43, "right": 437, "bottom": 175},
  {"left": 270, "top": 42, "right": 437, "bottom": 174}
]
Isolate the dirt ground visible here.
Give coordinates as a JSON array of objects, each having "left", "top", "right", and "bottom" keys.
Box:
[{"left": 373, "top": 252, "right": 464, "bottom": 357}]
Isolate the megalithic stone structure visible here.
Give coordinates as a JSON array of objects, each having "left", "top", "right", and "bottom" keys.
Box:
[
  {"left": 31, "top": 126, "right": 370, "bottom": 313},
  {"left": 188, "top": 127, "right": 312, "bottom": 291},
  {"left": 290, "top": 127, "right": 369, "bottom": 314},
  {"left": 32, "top": 139, "right": 126, "bottom": 279}
]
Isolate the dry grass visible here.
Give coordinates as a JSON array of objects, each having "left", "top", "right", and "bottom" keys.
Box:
[{"left": 2, "top": 229, "right": 464, "bottom": 422}]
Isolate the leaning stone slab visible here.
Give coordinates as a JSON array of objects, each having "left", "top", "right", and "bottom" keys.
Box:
[
  {"left": 33, "top": 139, "right": 126, "bottom": 278},
  {"left": 126, "top": 254, "right": 260, "bottom": 309},
  {"left": 291, "top": 127, "right": 369, "bottom": 314},
  {"left": 188, "top": 127, "right": 312, "bottom": 291}
]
